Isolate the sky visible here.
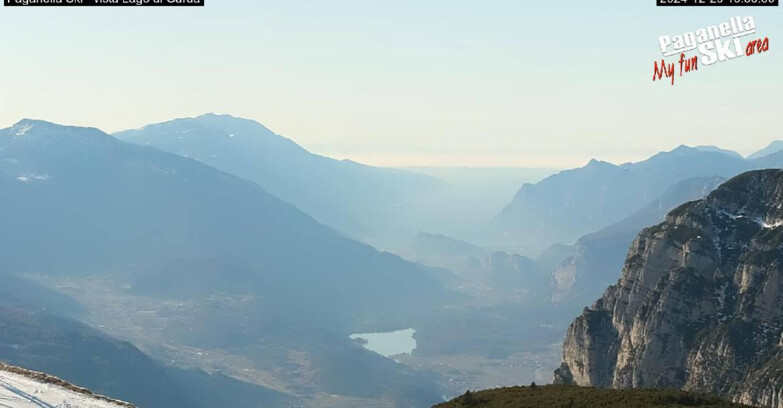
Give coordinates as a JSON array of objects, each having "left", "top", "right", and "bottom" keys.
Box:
[{"left": 0, "top": 0, "right": 781, "bottom": 168}]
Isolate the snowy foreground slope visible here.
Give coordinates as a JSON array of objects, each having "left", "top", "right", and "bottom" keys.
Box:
[{"left": 0, "top": 363, "right": 132, "bottom": 408}]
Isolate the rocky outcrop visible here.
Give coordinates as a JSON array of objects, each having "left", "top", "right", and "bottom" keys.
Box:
[
  {"left": 551, "top": 176, "right": 724, "bottom": 304},
  {"left": 554, "top": 170, "right": 783, "bottom": 408}
]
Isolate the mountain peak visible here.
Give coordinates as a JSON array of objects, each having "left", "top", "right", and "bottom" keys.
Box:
[
  {"left": 704, "top": 169, "right": 783, "bottom": 224},
  {"left": 2, "top": 120, "right": 118, "bottom": 153},
  {"left": 693, "top": 145, "right": 743, "bottom": 158},
  {"left": 585, "top": 158, "right": 613, "bottom": 167},
  {"left": 9, "top": 119, "right": 61, "bottom": 136},
  {"left": 7, "top": 119, "right": 104, "bottom": 134},
  {"left": 748, "top": 140, "right": 783, "bottom": 160},
  {"left": 10, "top": 121, "right": 37, "bottom": 137},
  {"left": 670, "top": 144, "right": 695, "bottom": 154},
  {"left": 119, "top": 114, "right": 281, "bottom": 143},
  {"left": 660, "top": 144, "right": 742, "bottom": 158},
  {"left": 195, "top": 112, "right": 237, "bottom": 120}
]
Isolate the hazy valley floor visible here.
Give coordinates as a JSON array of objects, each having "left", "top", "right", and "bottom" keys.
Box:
[{"left": 26, "top": 273, "right": 567, "bottom": 408}]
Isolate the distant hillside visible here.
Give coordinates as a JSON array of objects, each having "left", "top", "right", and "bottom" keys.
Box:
[
  {"left": 0, "top": 118, "right": 448, "bottom": 323},
  {"left": 747, "top": 140, "right": 783, "bottom": 160},
  {"left": 434, "top": 385, "right": 749, "bottom": 408},
  {"left": 399, "top": 232, "right": 487, "bottom": 269},
  {"left": 115, "top": 113, "right": 441, "bottom": 243},
  {"left": 494, "top": 145, "right": 783, "bottom": 251}
]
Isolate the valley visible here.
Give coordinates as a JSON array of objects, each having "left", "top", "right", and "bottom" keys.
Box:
[
  {"left": 2, "top": 117, "right": 783, "bottom": 408},
  {"left": 4, "top": 4, "right": 783, "bottom": 408}
]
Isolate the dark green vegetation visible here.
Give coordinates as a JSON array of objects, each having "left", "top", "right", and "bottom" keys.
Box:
[
  {"left": 410, "top": 304, "right": 566, "bottom": 359},
  {"left": 434, "top": 385, "right": 750, "bottom": 408}
]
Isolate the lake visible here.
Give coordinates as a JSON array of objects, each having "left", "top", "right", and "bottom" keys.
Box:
[{"left": 349, "top": 328, "right": 417, "bottom": 357}]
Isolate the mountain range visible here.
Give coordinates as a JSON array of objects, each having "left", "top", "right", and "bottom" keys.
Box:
[
  {"left": 5, "top": 113, "right": 783, "bottom": 408},
  {"left": 0, "top": 119, "right": 449, "bottom": 408},
  {"left": 494, "top": 145, "right": 783, "bottom": 252},
  {"left": 1, "top": 118, "right": 447, "bottom": 320},
  {"left": 114, "top": 114, "right": 441, "bottom": 245}
]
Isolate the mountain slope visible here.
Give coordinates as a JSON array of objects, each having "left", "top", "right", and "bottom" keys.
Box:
[
  {"left": 0, "top": 119, "right": 446, "bottom": 319},
  {"left": 748, "top": 140, "right": 783, "bottom": 160},
  {"left": 114, "top": 113, "right": 440, "bottom": 242},
  {"left": 398, "top": 232, "right": 487, "bottom": 269},
  {"left": 0, "top": 362, "right": 132, "bottom": 408},
  {"left": 0, "top": 302, "right": 291, "bottom": 408},
  {"left": 0, "top": 119, "right": 447, "bottom": 407},
  {"left": 551, "top": 176, "right": 724, "bottom": 304},
  {"left": 494, "top": 146, "right": 763, "bottom": 251},
  {"left": 554, "top": 170, "right": 783, "bottom": 408}
]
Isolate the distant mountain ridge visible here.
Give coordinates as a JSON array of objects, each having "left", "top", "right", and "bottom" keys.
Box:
[
  {"left": 495, "top": 145, "right": 783, "bottom": 251},
  {"left": 1, "top": 118, "right": 445, "bottom": 316},
  {"left": 748, "top": 140, "right": 783, "bottom": 160},
  {"left": 115, "top": 113, "right": 441, "bottom": 243}
]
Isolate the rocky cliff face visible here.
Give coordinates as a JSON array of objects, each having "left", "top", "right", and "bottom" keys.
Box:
[
  {"left": 551, "top": 176, "right": 724, "bottom": 304},
  {"left": 554, "top": 170, "right": 783, "bottom": 408}
]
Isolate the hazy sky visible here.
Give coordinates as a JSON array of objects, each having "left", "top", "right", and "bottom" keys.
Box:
[{"left": 0, "top": 1, "right": 781, "bottom": 168}]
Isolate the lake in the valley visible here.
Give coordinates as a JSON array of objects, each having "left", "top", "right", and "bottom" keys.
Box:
[{"left": 349, "top": 328, "right": 417, "bottom": 357}]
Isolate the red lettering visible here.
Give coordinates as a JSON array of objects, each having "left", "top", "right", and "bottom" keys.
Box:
[
  {"left": 653, "top": 60, "right": 676, "bottom": 85},
  {"left": 746, "top": 37, "right": 770, "bottom": 57}
]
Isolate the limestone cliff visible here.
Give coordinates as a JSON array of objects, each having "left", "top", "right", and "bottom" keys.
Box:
[{"left": 554, "top": 170, "right": 783, "bottom": 408}]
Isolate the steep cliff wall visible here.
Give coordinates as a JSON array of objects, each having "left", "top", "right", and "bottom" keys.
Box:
[{"left": 555, "top": 170, "right": 783, "bottom": 408}]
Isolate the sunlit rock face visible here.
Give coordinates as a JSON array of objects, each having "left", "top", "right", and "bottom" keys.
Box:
[{"left": 555, "top": 170, "right": 783, "bottom": 408}]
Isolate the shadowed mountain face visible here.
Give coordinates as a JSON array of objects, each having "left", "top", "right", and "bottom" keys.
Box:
[
  {"left": 114, "top": 114, "right": 441, "bottom": 243},
  {"left": 555, "top": 170, "right": 783, "bottom": 408},
  {"left": 495, "top": 146, "right": 783, "bottom": 252},
  {"left": 0, "top": 119, "right": 446, "bottom": 319},
  {"left": 0, "top": 119, "right": 448, "bottom": 407}
]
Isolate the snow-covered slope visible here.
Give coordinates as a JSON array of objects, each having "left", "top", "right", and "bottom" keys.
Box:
[{"left": 0, "top": 363, "right": 132, "bottom": 408}]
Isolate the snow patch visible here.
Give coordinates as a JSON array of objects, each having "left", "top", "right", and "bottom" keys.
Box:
[
  {"left": 718, "top": 210, "right": 783, "bottom": 230},
  {"left": 13, "top": 124, "right": 33, "bottom": 137},
  {"left": 16, "top": 174, "right": 50, "bottom": 183},
  {"left": 0, "top": 368, "right": 129, "bottom": 408},
  {"left": 762, "top": 220, "right": 783, "bottom": 229}
]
